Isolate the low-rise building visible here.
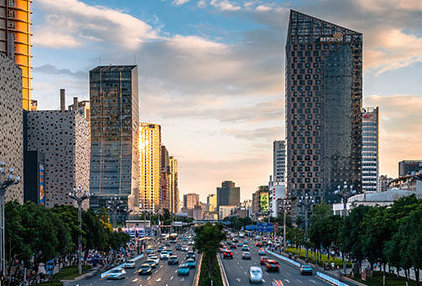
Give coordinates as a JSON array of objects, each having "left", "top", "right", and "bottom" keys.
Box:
[{"left": 219, "top": 205, "right": 236, "bottom": 220}]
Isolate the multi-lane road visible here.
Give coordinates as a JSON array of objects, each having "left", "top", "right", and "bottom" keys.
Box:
[
  {"left": 219, "top": 242, "right": 332, "bottom": 286},
  {"left": 69, "top": 242, "right": 198, "bottom": 286}
]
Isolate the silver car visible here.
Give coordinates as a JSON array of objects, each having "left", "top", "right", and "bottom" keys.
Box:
[{"left": 249, "top": 266, "right": 263, "bottom": 283}]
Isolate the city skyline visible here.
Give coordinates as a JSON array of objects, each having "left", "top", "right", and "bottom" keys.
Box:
[{"left": 30, "top": 0, "right": 422, "bottom": 201}]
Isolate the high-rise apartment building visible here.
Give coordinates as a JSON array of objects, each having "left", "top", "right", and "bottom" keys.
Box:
[
  {"left": 139, "top": 123, "right": 161, "bottom": 212},
  {"left": 89, "top": 66, "right": 139, "bottom": 212},
  {"left": 183, "top": 193, "right": 199, "bottom": 210},
  {"left": 362, "top": 107, "right": 379, "bottom": 192},
  {"left": 285, "top": 10, "right": 362, "bottom": 210},
  {"left": 0, "top": 0, "right": 31, "bottom": 110},
  {"left": 207, "top": 193, "right": 217, "bottom": 212},
  {"left": 160, "top": 145, "right": 170, "bottom": 211},
  {"left": 217, "top": 181, "right": 240, "bottom": 209},
  {"left": 273, "top": 140, "right": 286, "bottom": 182},
  {"left": 399, "top": 160, "right": 422, "bottom": 177},
  {"left": 169, "top": 156, "right": 179, "bottom": 213}
]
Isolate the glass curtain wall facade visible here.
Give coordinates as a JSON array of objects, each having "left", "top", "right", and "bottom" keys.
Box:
[
  {"left": 285, "top": 10, "right": 362, "bottom": 213},
  {"left": 362, "top": 107, "right": 379, "bottom": 192},
  {"left": 89, "top": 66, "right": 139, "bottom": 212}
]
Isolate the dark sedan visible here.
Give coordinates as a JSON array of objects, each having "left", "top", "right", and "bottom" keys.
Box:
[
  {"left": 138, "top": 264, "right": 152, "bottom": 275},
  {"left": 265, "top": 261, "right": 280, "bottom": 272}
]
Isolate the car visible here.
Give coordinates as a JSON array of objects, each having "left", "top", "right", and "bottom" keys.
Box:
[
  {"left": 146, "top": 248, "right": 154, "bottom": 255},
  {"left": 187, "top": 251, "right": 196, "bottom": 260},
  {"left": 242, "top": 245, "right": 249, "bottom": 251},
  {"left": 160, "top": 251, "right": 170, "bottom": 260},
  {"left": 219, "top": 247, "right": 227, "bottom": 253},
  {"left": 157, "top": 246, "right": 165, "bottom": 253},
  {"left": 178, "top": 264, "right": 190, "bottom": 275},
  {"left": 181, "top": 245, "right": 189, "bottom": 252},
  {"left": 105, "top": 269, "right": 126, "bottom": 280},
  {"left": 138, "top": 264, "right": 152, "bottom": 275},
  {"left": 244, "top": 240, "right": 249, "bottom": 244},
  {"left": 124, "top": 260, "right": 136, "bottom": 269},
  {"left": 186, "top": 258, "right": 196, "bottom": 268},
  {"left": 183, "top": 237, "right": 188, "bottom": 241},
  {"left": 176, "top": 244, "right": 182, "bottom": 250},
  {"left": 256, "top": 242, "right": 263, "bottom": 247},
  {"left": 249, "top": 266, "right": 263, "bottom": 283},
  {"left": 265, "top": 260, "right": 280, "bottom": 272},
  {"left": 147, "top": 255, "right": 159, "bottom": 264},
  {"left": 223, "top": 250, "right": 233, "bottom": 259},
  {"left": 242, "top": 251, "right": 251, "bottom": 260},
  {"left": 300, "top": 264, "right": 313, "bottom": 275},
  {"left": 229, "top": 244, "right": 237, "bottom": 249},
  {"left": 144, "top": 259, "right": 157, "bottom": 268},
  {"left": 188, "top": 240, "right": 194, "bottom": 245},
  {"left": 258, "top": 248, "right": 266, "bottom": 255},
  {"left": 237, "top": 242, "right": 243, "bottom": 247},
  {"left": 168, "top": 255, "right": 179, "bottom": 265},
  {"left": 260, "top": 256, "right": 270, "bottom": 265},
  {"left": 165, "top": 242, "right": 171, "bottom": 246}
]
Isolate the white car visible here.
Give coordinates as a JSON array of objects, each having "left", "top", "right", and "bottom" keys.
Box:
[
  {"left": 147, "top": 255, "right": 160, "bottom": 264},
  {"left": 160, "top": 251, "right": 170, "bottom": 260},
  {"left": 105, "top": 269, "right": 126, "bottom": 280},
  {"left": 181, "top": 245, "right": 189, "bottom": 252},
  {"left": 249, "top": 266, "right": 263, "bottom": 283},
  {"left": 124, "top": 260, "right": 136, "bottom": 269}
]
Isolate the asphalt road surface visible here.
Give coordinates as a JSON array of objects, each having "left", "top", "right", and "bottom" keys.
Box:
[
  {"left": 69, "top": 242, "right": 197, "bottom": 286},
  {"left": 220, "top": 243, "right": 332, "bottom": 286}
]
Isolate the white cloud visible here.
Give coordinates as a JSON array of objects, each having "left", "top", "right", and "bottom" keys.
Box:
[
  {"left": 33, "top": 0, "right": 158, "bottom": 49},
  {"left": 172, "top": 0, "right": 191, "bottom": 5},
  {"left": 210, "top": 0, "right": 241, "bottom": 11}
]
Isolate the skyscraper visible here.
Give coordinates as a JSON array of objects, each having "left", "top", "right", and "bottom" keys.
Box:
[
  {"left": 89, "top": 65, "right": 139, "bottom": 212},
  {"left": 183, "top": 193, "right": 199, "bottom": 210},
  {"left": 0, "top": 0, "right": 31, "bottom": 110},
  {"left": 217, "top": 181, "right": 240, "bottom": 209},
  {"left": 207, "top": 193, "right": 217, "bottom": 212},
  {"left": 273, "top": 140, "right": 286, "bottom": 182},
  {"left": 160, "top": 145, "right": 170, "bottom": 211},
  {"left": 285, "top": 10, "right": 362, "bottom": 211},
  {"left": 139, "top": 123, "right": 161, "bottom": 212},
  {"left": 169, "top": 156, "right": 179, "bottom": 213},
  {"left": 362, "top": 107, "right": 379, "bottom": 192}
]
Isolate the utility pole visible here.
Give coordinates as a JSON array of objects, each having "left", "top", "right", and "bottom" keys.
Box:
[
  {"left": 69, "top": 185, "right": 90, "bottom": 275},
  {"left": 0, "top": 161, "right": 20, "bottom": 281},
  {"left": 298, "top": 195, "right": 314, "bottom": 260},
  {"left": 334, "top": 182, "right": 356, "bottom": 275}
]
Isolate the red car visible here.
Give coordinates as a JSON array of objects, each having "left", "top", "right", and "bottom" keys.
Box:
[
  {"left": 265, "top": 260, "right": 280, "bottom": 272},
  {"left": 223, "top": 251, "right": 233, "bottom": 259},
  {"left": 260, "top": 256, "right": 270, "bottom": 265}
]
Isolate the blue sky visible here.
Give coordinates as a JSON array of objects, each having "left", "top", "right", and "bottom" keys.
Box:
[{"left": 31, "top": 0, "right": 422, "bottom": 201}]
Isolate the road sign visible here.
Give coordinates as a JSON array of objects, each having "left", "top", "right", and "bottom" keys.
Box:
[{"left": 256, "top": 222, "right": 273, "bottom": 232}]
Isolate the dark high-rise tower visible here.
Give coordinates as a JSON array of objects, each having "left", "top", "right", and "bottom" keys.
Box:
[
  {"left": 89, "top": 65, "right": 139, "bottom": 213},
  {"left": 217, "top": 181, "right": 240, "bottom": 209},
  {"left": 285, "top": 10, "right": 362, "bottom": 212}
]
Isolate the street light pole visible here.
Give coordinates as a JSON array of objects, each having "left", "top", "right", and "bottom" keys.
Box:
[
  {"left": 0, "top": 161, "right": 20, "bottom": 280},
  {"left": 107, "top": 197, "right": 125, "bottom": 228},
  {"left": 68, "top": 185, "right": 90, "bottom": 275},
  {"left": 298, "top": 195, "right": 314, "bottom": 260},
  {"left": 334, "top": 182, "right": 356, "bottom": 275}
]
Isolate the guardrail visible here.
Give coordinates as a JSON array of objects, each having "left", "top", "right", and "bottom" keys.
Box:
[
  {"left": 217, "top": 253, "right": 229, "bottom": 286},
  {"left": 193, "top": 252, "right": 203, "bottom": 286}
]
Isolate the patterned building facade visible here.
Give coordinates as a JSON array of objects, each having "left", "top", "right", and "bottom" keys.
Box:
[
  {"left": 285, "top": 10, "right": 362, "bottom": 214},
  {"left": 0, "top": 53, "right": 23, "bottom": 203},
  {"left": 25, "top": 110, "right": 90, "bottom": 208},
  {"left": 89, "top": 66, "right": 139, "bottom": 211}
]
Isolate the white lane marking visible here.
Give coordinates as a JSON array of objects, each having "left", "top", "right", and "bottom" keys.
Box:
[
  {"left": 156, "top": 278, "right": 161, "bottom": 282},
  {"left": 285, "top": 279, "right": 291, "bottom": 283},
  {"left": 236, "top": 278, "right": 241, "bottom": 282},
  {"left": 160, "top": 265, "right": 163, "bottom": 268},
  {"left": 166, "top": 284, "right": 168, "bottom": 286},
  {"left": 170, "top": 276, "right": 174, "bottom": 280},
  {"left": 297, "top": 279, "right": 303, "bottom": 283},
  {"left": 175, "top": 270, "right": 178, "bottom": 273},
  {"left": 309, "top": 279, "right": 317, "bottom": 283},
  {"left": 244, "top": 271, "right": 247, "bottom": 275},
  {"left": 132, "top": 278, "right": 138, "bottom": 282},
  {"left": 263, "top": 279, "right": 266, "bottom": 283},
  {"left": 180, "top": 277, "right": 185, "bottom": 281},
  {"left": 147, "top": 277, "right": 151, "bottom": 280}
]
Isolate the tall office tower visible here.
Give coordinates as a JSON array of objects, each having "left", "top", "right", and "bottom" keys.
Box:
[
  {"left": 89, "top": 66, "right": 139, "bottom": 213},
  {"left": 217, "top": 181, "right": 240, "bottom": 209},
  {"left": 399, "top": 160, "right": 422, "bottom": 177},
  {"left": 169, "top": 156, "right": 179, "bottom": 213},
  {"left": 207, "top": 193, "right": 217, "bottom": 212},
  {"left": 362, "top": 107, "right": 379, "bottom": 192},
  {"left": 0, "top": 0, "right": 31, "bottom": 110},
  {"left": 160, "top": 145, "right": 170, "bottom": 211},
  {"left": 183, "top": 193, "right": 199, "bottom": 210},
  {"left": 0, "top": 53, "right": 23, "bottom": 203},
  {"left": 285, "top": 10, "right": 362, "bottom": 212},
  {"left": 273, "top": 140, "right": 286, "bottom": 182},
  {"left": 139, "top": 123, "right": 161, "bottom": 212}
]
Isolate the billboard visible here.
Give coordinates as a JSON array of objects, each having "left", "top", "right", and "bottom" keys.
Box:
[
  {"left": 39, "top": 164, "right": 45, "bottom": 206},
  {"left": 259, "top": 192, "right": 269, "bottom": 212}
]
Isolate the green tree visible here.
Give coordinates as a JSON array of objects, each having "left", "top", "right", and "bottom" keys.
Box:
[{"left": 194, "top": 223, "right": 226, "bottom": 281}]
